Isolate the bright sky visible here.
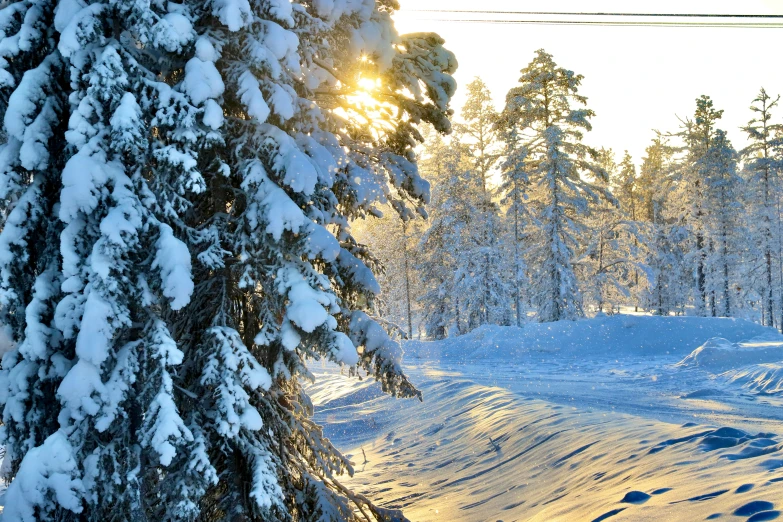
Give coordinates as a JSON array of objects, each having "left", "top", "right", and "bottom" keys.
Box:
[{"left": 394, "top": 0, "right": 783, "bottom": 166}]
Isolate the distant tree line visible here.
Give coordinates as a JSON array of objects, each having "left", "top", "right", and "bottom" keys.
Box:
[{"left": 361, "top": 49, "right": 783, "bottom": 338}]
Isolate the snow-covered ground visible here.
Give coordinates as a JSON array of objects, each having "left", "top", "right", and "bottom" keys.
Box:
[{"left": 309, "top": 316, "right": 783, "bottom": 521}]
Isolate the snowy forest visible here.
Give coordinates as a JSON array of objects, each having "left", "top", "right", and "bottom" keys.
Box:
[
  {"left": 365, "top": 60, "right": 783, "bottom": 339},
  {"left": 2, "top": 0, "right": 783, "bottom": 521}
]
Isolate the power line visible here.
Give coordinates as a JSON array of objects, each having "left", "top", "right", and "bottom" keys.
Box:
[
  {"left": 399, "top": 18, "right": 783, "bottom": 28},
  {"left": 399, "top": 9, "right": 783, "bottom": 19}
]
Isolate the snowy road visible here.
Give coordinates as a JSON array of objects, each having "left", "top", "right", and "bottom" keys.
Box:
[
  {"left": 309, "top": 317, "right": 783, "bottom": 521},
  {"left": 415, "top": 356, "right": 783, "bottom": 434}
]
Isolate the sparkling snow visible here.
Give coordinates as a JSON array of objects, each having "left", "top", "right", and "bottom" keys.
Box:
[{"left": 309, "top": 316, "right": 783, "bottom": 521}]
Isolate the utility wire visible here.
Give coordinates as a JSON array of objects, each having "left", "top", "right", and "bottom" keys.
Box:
[
  {"left": 398, "top": 18, "right": 783, "bottom": 28},
  {"left": 398, "top": 9, "right": 783, "bottom": 19},
  {"left": 395, "top": 8, "right": 783, "bottom": 27}
]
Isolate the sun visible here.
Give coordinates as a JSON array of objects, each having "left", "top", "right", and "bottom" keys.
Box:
[
  {"left": 351, "top": 76, "right": 382, "bottom": 107},
  {"left": 327, "top": 69, "right": 395, "bottom": 139},
  {"left": 358, "top": 76, "right": 380, "bottom": 92}
]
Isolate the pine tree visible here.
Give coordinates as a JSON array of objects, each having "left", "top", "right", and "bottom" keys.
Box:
[
  {"left": 455, "top": 78, "right": 510, "bottom": 328},
  {"left": 742, "top": 88, "right": 783, "bottom": 327},
  {"left": 703, "top": 130, "right": 742, "bottom": 317},
  {"left": 418, "top": 139, "right": 476, "bottom": 338},
  {"left": 638, "top": 136, "right": 687, "bottom": 315},
  {"left": 672, "top": 95, "right": 724, "bottom": 315},
  {"left": 498, "top": 120, "right": 530, "bottom": 326},
  {"left": 0, "top": 3, "right": 203, "bottom": 519},
  {"left": 500, "top": 49, "right": 611, "bottom": 322},
  {"left": 614, "top": 151, "right": 645, "bottom": 309},
  {"left": 0, "top": 1, "right": 457, "bottom": 520},
  {"left": 579, "top": 148, "right": 635, "bottom": 314},
  {"left": 0, "top": 0, "right": 72, "bottom": 509}
]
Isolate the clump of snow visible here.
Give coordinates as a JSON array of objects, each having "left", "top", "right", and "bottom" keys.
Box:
[
  {"left": 152, "top": 224, "right": 194, "bottom": 311},
  {"left": 57, "top": 4, "right": 105, "bottom": 58},
  {"left": 268, "top": 83, "right": 294, "bottom": 120},
  {"left": 2, "top": 431, "right": 84, "bottom": 521},
  {"left": 183, "top": 56, "right": 224, "bottom": 106},
  {"left": 275, "top": 266, "right": 333, "bottom": 333},
  {"left": 237, "top": 70, "right": 270, "bottom": 123},
  {"left": 152, "top": 13, "right": 195, "bottom": 52},
  {"left": 195, "top": 36, "right": 217, "bottom": 62},
  {"left": 211, "top": 0, "right": 252, "bottom": 31},
  {"left": 265, "top": 125, "right": 319, "bottom": 196},
  {"left": 331, "top": 332, "right": 359, "bottom": 366},
  {"left": 59, "top": 150, "right": 122, "bottom": 222},
  {"left": 675, "top": 336, "right": 783, "bottom": 371},
  {"left": 202, "top": 99, "right": 224, "bottom": 129}
]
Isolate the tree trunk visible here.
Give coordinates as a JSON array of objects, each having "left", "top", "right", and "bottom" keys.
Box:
[
  {"left": 778, "top": 198, "right": 783, "bottom": 332},
  {"left": 597, "top": 221, "right": 605, "bottom": 314},
  {"left": 513, "top": 200, "right": 522, "bottom": 327},
  {"left": 696, "top": 230, "right": 707, "bottom": 316},
  {"left": 723, "top": 260, "right": 730, "bottom": 317},
  {"left": 402, "top": 221, "right": 413, "bottom": 339}
]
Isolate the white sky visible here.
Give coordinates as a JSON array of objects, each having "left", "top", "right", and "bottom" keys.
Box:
[{"left": 393, "top": 0, "right": 783, "bottom": 166}]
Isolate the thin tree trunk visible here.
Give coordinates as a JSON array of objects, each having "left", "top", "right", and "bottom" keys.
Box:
[
  {"left": 762, "top": 103, "right": 774, "bottom": 326},
  {"left": 597, "top": 219, "right": 605, "bottom": 314},
  {"left": 484, "top": 250, "right": 491, "bottom": 325},
  {"left": 766, "top": 250, "right": 774, "bottom": 326},
  {"left": 763, "top": 164, "right": 774, "bottom": 325},
  {"left": 723, "top": 260, "right": 730, "bottom": 316},
  {"left": 514, "top": 199, "right": 522, "bottom": 326},
  {"left": 777, "top": 197, "right": 783, "bottom": 332},
  {"left": 632, "top": 199, "right": 639, "bottom": 312},
  {"left": 696, "top": 230, "right": 707, "bottom": 316},
  {"left": 402, "top": 221, "right": 413, "bottom": 339},
  {"left": 455, "top": 295, "right": 462, "bottom": 336},
  {"left": 722, "top": 222, "right": 730, "bottom": 316}
]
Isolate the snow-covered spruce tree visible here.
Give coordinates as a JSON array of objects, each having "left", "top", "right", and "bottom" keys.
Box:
[
  {"left": 166, "top": 4, "right": 457, "bottom": 521},
  {"left": 498, "top": 117, "right": 530, "bottom": 326},
  {"left": 499, "top": 49, "right": 611, "bottom": 322},
  {"left": 453, "top": 190, "right": 512, "bottom": 330},
  {"left": 670, "top": 95, "right": 724, "bottom": 316},
  {"left": 418, "top": 135, "right": 510, "bottom": 336},
  {"left": 613, "top": 151, "right": 646, "bottom": 309},
  {"left": 637, "top": 136, "right": 688, "bottom": 315},
  {"left": 578, "top": 148, "right": 635, "bottom": 314},
  {"left": 702, "top": 130, "right": 743, "bottom": 317},
  {"left": 417, "top": 138, "right": 474, "bottom": 338},
  {"left": 0, "top": 1, "right": 457, "bottom": 520},
  {"left": 454, "top": 78, "right": 511, "bottom": 328},
  {"left": 0, "top": 0, "right": 69, "bottom": 490},
  {"left": 742, "top": 88, "right": 783, "bottom": 326},
  {"left": 0, "top": 3, "right": 203, "bottom": 520}
]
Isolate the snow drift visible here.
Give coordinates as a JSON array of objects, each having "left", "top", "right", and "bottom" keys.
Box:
[
  {"left": 311, "top": 370, "right": 783, "bottom": 522},
  {"left": 406, "top": 315, "right": 780, "bottom": 361},
  {"left": 675, "top": 336, "right": 783, "bottom": 371},
  {"left": 721, "top": 363, "right": 783, "bottom": 395},
  {"left": 306, "top": 316, "right": 783, "bottom": 520}
]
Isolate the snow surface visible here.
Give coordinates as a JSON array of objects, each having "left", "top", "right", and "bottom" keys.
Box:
[
  {"left": 309, "top": 316, "right": 783, "bottom": 521},
  {"left": 405, "top": 316, "right": 777, "bottom": 360},
  {"left": 676, "top": 336, "right": 783, "bottom": 371}
]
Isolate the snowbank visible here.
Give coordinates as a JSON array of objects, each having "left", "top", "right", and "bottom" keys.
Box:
[
  {"left": 406, "top": 316, "right": 779, "bottom": 361},
  {"left": 675, "top": 336, "right": 783, "bottom": 371},
  {"left": 720, "top": 363, "right": 783, "bottom": 395}
]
